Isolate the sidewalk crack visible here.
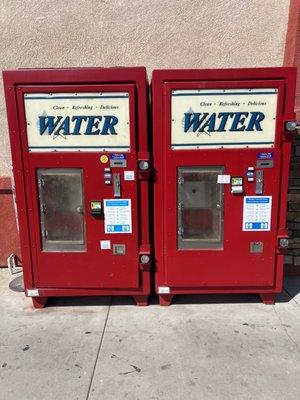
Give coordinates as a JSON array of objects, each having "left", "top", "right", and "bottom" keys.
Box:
[
  {"left": 272, "top": 304, "right": 298, "bottom": 349},
  {"left": 86, "top": 298, "right": 112, "bottom": 400},
  {"left": 283, "top": 286, "right": 300, "bottom": 308}
]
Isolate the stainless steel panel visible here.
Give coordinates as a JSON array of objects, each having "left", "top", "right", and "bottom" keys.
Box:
[
  {"left": 256, "top": 170, "right": 264, "bottom": 195},
  {"left": 113, "top": 244, "right": 126, "bottom": 255},
  {"left": 250, "top": 241, "right": 264, "bottom": 253},
  {"left": 37, "top": 168, "right": 86, "bottom": 252},
  {"left": 256, "top": 160, "right": 274, "bottom": 168},
  {"left": 177, "top": 166, "right": 224, "bottom": 250},
  {"left": 113, "top": 173, "right": 121, "bottom": 198},
  {"left": 110, "top": 159, "right": 127, "bottom": 167}
]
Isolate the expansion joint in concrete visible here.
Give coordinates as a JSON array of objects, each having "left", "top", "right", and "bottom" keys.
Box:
[{"left": 86, "top": 298, "right": 112, "bottom": 400}]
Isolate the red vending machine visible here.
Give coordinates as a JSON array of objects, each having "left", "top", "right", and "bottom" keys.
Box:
[
  {"left": 152, "top": 67, "right": 296, "bottom": 306},
  {"left": 3, "top": 67, "right": 150, "bottom": 308}
]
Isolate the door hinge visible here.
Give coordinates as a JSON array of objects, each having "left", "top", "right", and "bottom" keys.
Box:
[
  {"left": 38, "top": 178, "right": 45, "bottom": 188},
  {"left": 178, "top": 202, "right": 183, "bottom": 210},
  {"left": 42, "top": 229, "right": 48, "bottom": 239}
]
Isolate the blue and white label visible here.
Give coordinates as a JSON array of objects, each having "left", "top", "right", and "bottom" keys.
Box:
[
  {"left": 243, "top": 196, "right": 272, "bottom": 231},
  {"left": 103, "top": 199, "right": 132, "bottom": 234},
  {"left": 110, "top": 153, "right": 127, "bottom": 160},
  {"left": 257, "top": 152, "right": 273, "bottom": 160}
]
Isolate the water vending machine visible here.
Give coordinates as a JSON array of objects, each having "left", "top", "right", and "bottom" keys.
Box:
[
  {"left": 3, "top": 67, "right": 150, "bottom": 307},
  {"left": 152, "top": 67, "right": 296, "bottom": 306}
]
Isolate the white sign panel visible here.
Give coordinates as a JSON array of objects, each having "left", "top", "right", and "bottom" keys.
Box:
[
  {"left": 24, "top": 92, "right": 130, "bottom": 151},
  {"left": 243, "top": 196, "right": 272, "bottom": 231},
  {"left": 171, "top": 88, "right": 278, "bottom": 149},
  {"left": 103, "top": 199, "right": 132, "bottom": 234}
]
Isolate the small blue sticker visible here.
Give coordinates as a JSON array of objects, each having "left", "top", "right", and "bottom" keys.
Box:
[
  {"left": 244, "top": 222, "right": 269, "bottom": 230},
  {"left": 257, "top": 152, "right": 273, "bottom": 160},
  {"left": 110, "top": 153, "right": 126, "bottom": 160}
]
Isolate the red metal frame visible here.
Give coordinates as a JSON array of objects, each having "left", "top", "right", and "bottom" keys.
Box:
[
  {"left": 3, "top": 67, "right": 150, "bottom": 307},
  {"left": 152, "top": 67, "right": 296, "bottom": 306},
  {"left": 0, "top": 177, "right": 21, "bottom": 266}
]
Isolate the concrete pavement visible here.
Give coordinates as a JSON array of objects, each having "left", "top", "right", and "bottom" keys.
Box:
[{"left": 0, "top": 269, "right": 299, "bottom": 400}]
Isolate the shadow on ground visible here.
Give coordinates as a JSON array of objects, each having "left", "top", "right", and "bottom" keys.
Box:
[{"left": 7, "top": 273, "right": 300, "bottom": 308}]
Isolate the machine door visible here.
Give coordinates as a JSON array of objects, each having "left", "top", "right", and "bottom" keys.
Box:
[
  {"left": 163, "top": 80, "right": 284, "bottom": 288},
  {"left": 17, "top": 84, "right": 141, "bottom": 289},
  {"left": 37, "top": 169, "right": 86, "bottom": 253},
  {"left": 177, "top": 166, "right": 224, "bottom": 251}
]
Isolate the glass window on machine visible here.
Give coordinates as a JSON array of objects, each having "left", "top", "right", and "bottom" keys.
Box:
[
  {"left": 177, "top": 166, "right": 224, "bottom": 250},
  {"left": 37, "top": 169, "right": 86, "bottom": 252}
]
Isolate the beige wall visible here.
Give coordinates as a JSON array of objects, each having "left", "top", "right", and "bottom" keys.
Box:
[{"left": 0, "top": 0, "right": 290, "bottom": 176}]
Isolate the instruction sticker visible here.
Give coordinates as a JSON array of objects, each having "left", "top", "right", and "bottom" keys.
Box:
[
  {"left": 110, "top": 153, "right": 127, "bottom": 160},
  {"left": 243, "top": 196, "right": 272, "bottom": 231},
  {"left": 217, "top": 175, "right": 230, "bottom": 184},
  {"left": 100, "top": 155, "right": 109, "bottom": 164},
  {"left": 257, "top": 152, "right": 273, "bottom": 160},
  {"left": 103, "top": 199, "right": 132, "bottom": 234},
  {"left": 124, "top": 170, "right": 135, "bottom": 181},
  {"left": 100, "top": 240, "right": 111, "bottom": 250}
]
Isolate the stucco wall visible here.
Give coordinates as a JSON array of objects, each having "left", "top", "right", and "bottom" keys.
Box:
[{"left": 0, "top": 0, "right": 290, "bottom": 176}]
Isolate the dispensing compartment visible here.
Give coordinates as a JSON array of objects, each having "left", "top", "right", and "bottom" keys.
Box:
[
  {"left": 37, "top": 168, "right": 86, "bottom": 252},
  {"left": 177, "top": 166, "right": 224, "bottom": 250}
]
